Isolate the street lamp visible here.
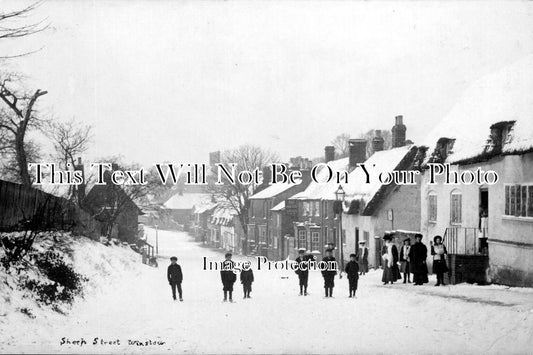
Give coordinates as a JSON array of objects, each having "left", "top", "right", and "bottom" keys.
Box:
[{"left": 335, "top": 185, "right": 345, "bottom": 276}]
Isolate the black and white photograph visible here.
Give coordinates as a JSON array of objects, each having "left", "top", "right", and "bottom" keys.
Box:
[{"left": 1, "top": 1, "right": 533, "bottom": 354}]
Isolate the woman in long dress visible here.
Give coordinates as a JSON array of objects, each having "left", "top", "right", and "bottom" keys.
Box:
[
  {"left": 381, "top": 233, "right": 401, "bottom": 285},
  {"left": 409, "top": 233, "right": 429, "bottom": 285},
  {"left": 431, "top": 235, "right": 448, "bottom": 286}
]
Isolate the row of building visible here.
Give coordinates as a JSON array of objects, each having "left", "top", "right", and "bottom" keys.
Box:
[{"left": 161, "top": 57, "right": 533, "bottom": 287}]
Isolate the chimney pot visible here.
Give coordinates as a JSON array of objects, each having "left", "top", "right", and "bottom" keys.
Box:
[
  {"left": 324, "top": 146, "right": 335, "bottom": 163},
  {"left": 392, "top": 115, "right": 407, "bottom": 148},
  {"left": 372, "top": 131, "right": 385, "bottom": 152},
  {"left": 348, "top": 139, "right": 367, "bottom": 168}
]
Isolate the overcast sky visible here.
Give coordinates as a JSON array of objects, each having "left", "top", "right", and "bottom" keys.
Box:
[{"left": 2, "top": 1, "right": 533, "bottom": 166}]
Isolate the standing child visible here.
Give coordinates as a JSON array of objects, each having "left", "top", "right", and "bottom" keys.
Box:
[
  {"left": 167, "top": 256, "right": 183, "bottom": 301},
  {"left": 345, "top": 253, "right": 359, "bottom": 298},
  {"left": 321, "top": 248, "right": 337, "bottom": 298},
  {"left": 240, "top": 261, "right": 254, "bottom": 299},
  {"left": 295, "top": 248, "right": 309, "bottom": 296},
  {"left": 220, "top": 252, "right": 237, "bottom": 302}
]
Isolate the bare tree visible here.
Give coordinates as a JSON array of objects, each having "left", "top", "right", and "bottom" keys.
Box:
[
  {"left": 331, "top": 133, "right": 350, "bottom": 158},
  {"left": 0, "top": 1, "right": 48, "bottom": 58},
  {"left": 0, "top": 75, "right": 47, "bottom": 186},
  {"left": 45, "top": 119, "right": 92, "bottom": 203},
  {"left": 208, "top": 144, "right": 279, "bottom": 254},
  {"left": 359, "top": 129, "right": 392, "bottom": 156}
]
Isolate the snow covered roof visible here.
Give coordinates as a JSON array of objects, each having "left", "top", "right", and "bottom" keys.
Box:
[
  {"left": 289, "top": 157, "right": 349, "bottom": 201},
  {"left": 249, "top": 182, "right": 297, "bottom": 200},
  {"left": 163, "top": 192, "right": 213, "bottom": 210},
  {"left": 271, "top": 201, "right": 285, "bottom": 211},
  {"left": 423, "top": 55, "right": 533, "bottom": 164},
  {"left": 210, "top": 205, "right": 237, "bottom": 226}
]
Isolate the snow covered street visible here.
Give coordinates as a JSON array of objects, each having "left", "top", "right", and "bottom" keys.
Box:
[{"left": 2, "top": 227, "right": 533, "bottom": 354}]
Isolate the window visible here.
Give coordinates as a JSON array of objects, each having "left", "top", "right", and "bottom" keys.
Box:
[
  {"left": 428, "top": 192, "right": 438, "bottom": 222},
  {"left": 259, "top": 226, "right": 267, "bottom": 244},
  {"left": 262, "top": 201, "right": 268, "bottom": 218},
  {"left": 273, "top": 235, "right": 278, "bottom": 249},
  {"left": 298, "top": 229, "right": 306, "bottom": 248},
  {"left": 312, "top": 201, "right": 320, "bottom": 216},
  {"left": 363, "top": 231, "right": 369, "bottom": 244},
  {"left": 302, "top": 202, "right": 310, "bottom": 216},
  {"left": 311, "top": 231, "right": 320, "bottom": 251},
  {"left": 505, "top": 184, "right": 533, "bottom": 217},
  {"left": 324, "top": 228, "right": 329, "bottom": 244},
  {"left": 342, "top": 229, "right": 346, "bottom": 245},
  {"left": 450, "top": 191, "right": 462, "bottom": 224},
  {"left": 322, "top": 201, "right": 328, "bottom": 219}
]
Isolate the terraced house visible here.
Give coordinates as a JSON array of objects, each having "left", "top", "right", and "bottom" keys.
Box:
[{"left": 420, "top": 57, "right": 533, "bottom": 287}]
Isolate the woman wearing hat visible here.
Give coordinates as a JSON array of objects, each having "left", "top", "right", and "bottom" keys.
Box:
[
  {"left": 381, "top": 233, "right": 401, "bottom": 285},
  {"left": 357, "top": 241, "right": 369, "bottom": 275},
  {"left": 399, "top": 238, "right": 412, "bottom": 283},
  {"left": 431, "top": 235, "right": 448, "bottom": 286},
  {"left": 409, "top": 233, "right": 429, "bottom": 285}
]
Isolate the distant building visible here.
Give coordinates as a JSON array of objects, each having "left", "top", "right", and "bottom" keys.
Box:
[
  {"left": 163, "top": 186, "right": 213, "bottom": 231},
  {"left": 340, "top": 118, "right": 423, "bottom": 269},
  {"left": 247, "top": 169, "right": 311, "bottom": 257},
  {"left": 420, "top": 57, "right": 533, "bottom": 287}
]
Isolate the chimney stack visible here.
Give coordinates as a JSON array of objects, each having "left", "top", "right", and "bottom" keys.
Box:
[
  {"left": 324, "top": 146, "right": 335, "bottom": 163},
  {"left": 372, "top": 130, "right": 385, "bottom": 152},
  {"left": 392, "top": 115, "right": 406, "bottom": 148},
  {"left": 348, "top": 139, "right": 367, "bottom": 168}
]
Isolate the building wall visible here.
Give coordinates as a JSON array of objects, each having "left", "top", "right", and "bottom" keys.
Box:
[
  {"left": 420, "top": 153, "right": 533, "bottom": 286},
  {"left": 343, "top": 183, "right": 421, "bottom": 269}
]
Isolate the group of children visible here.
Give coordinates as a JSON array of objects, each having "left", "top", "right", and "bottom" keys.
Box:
[{"left": 167, "top": 234, "right": 447, "bottom": 302}]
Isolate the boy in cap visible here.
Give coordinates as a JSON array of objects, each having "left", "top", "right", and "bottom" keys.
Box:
[
  {"left": 345, "top": 253, "right": 359, "bottom": 298},
  {"left": 167, "top": 256, "right": 183, "bottom": 301},
  {"left": 220, "top": 252, "right": 237, "bottom": 302},
  {"left": 321, "top": 248, "right": 337, "bottom": 298},
  {"left": 240, "top": 260, "right": 254, "bottom": 299},
  {"left": 295, "top": 248, "right": 309, "bottom": 296}
]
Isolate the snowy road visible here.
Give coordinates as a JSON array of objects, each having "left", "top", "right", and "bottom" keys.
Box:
[{"left": 5, "top": 228, "right": 533, "bottom": 354}]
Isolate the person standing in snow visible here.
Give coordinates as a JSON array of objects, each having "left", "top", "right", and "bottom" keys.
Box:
[
  {"left": 357, "top": 241, "right": 369, "bottom": 275},
  {"left": 345, "top": 253, "right": 359, "bottom": 298},
  {"left": 399, "top": 238, "right": 412, "bottom": 284},
  {"left": 295, "top": 248, "right": 309, "bottom": 296},
  {"left": 221, "top": 252, "right": 237, "bottom": 302},
  {"left": 381, "top": 233, "right": 401, "bottom": 285},
  {"left": 409, "top": 233, "right": 429, "bottom": 286},
  {"left": 430, "top": 235, "right": 448, "bottom": 286},
  {"left": 240, "top": 261, "right": 254, "bottom": 299},
  {"left": 167, "top": 256, "right": 183, "bottom": 301},
  {"left": 321, "top": 248, "right": 337, "bottom": 297}
]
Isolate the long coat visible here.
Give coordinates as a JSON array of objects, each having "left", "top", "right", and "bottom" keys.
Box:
[
  {"left": 240, "top": 269, "right": 254, "bottom": 285},
  {"left": 167, "top": 264, "right": 183, "bottom": 284},
  {"left": 409, "top": 242, "right": 429, "bottom": 284},
  {"left": 220, "top": 260, "right": 237, "bottom": 290},
  {"left": 321, "top": 256, "right": 337, "bottom": 287},
  {"left": 345, "top": 260, "right": 359, "bottom": 281},
  {"left": 381, "top": 244, "right": 401, "bottom": 283},
  {"left": 358, "top": 247, "right": 369, "bottom": 273}
]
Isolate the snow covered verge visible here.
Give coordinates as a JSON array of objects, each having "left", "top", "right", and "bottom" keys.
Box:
[{"left": 0, "top": 231, "right": 144, "bottom": 342}]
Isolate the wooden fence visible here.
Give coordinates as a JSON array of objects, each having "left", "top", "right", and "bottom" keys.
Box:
[{"left": 0, "top": 179, "right": 101, "bottom": 239}]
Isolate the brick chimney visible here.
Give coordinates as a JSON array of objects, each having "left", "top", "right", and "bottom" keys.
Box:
[
  {"left": 372, "top": 130, "right": 385, "bottom": 152},
  {"left": 392, "top": 115, "right": 406, "bottom": 148},
  {"left": 324, "top": 146, "right": 335, "bottom": 163},
  {"left": 348, "top": 139, "right": 367, "bottom": 168},
  {"left": 74, "top": 157, "right": 86, "bottom": 204}
]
